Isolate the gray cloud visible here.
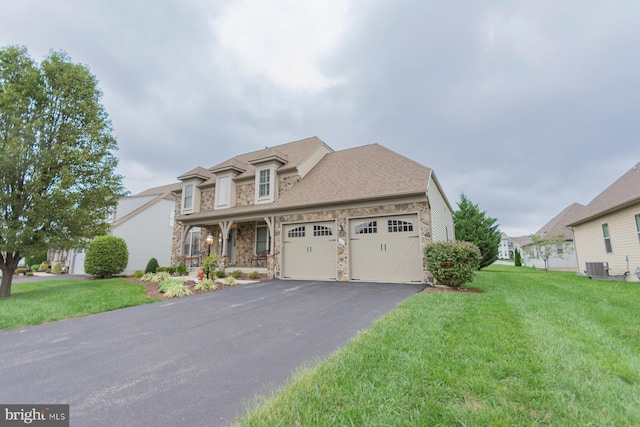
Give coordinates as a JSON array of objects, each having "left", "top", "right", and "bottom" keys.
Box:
[{"left": 2, "top": 0, "right": 639, "bottom": 236}]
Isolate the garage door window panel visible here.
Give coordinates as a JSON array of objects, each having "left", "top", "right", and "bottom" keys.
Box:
[
  {"left": 288, "top": 226, "right": 306, "bottom": 238},
  {"left": 388, "top": 219, "right": 414, "bottom": 233},
  {"left": 355, "top": 221, "right": 378, "bottom": 234}
]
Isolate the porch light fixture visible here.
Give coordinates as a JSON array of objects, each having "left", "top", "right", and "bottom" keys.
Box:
[
  {"left": 205, "top": 233, "right": 214, "bottom": 256},
  {"left": 338, "top": 225, "right": 344, "bottom": 236}
]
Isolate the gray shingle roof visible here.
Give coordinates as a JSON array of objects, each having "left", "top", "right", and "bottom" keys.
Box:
[
  {"left": 177, "top": 142, "right": 432, "bottom": 222},
  {"left": 534, "top": 203, "right": 586, "bottom": 240},
  {"left": 568, "top": 162, "right": 640, "bottom": 226}
]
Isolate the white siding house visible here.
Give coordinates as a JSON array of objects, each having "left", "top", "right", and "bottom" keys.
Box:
[{"left": 68, "top": 183, "right": 181, "bottom": 275}]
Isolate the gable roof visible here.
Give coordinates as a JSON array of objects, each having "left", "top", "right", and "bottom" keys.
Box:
[
  {"left": 177, "top": 166, "right": 214, "bottom": 181},
  {"left": 202, "top": 136, "right": 332, "bottom": 183},
  {"left": 271, "top": 143, "right": 431, "bottom": 208},
  {"left": 533, "top": 203, "right": 586, "bottom": 241},
  {"left": 568, "top": 162, "right": 640, "bottom": 226},
  {"left": 177, "top": 143, "right": 432, "bottom": 223}
]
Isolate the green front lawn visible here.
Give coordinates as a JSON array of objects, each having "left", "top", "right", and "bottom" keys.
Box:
[
  {"left": 0, "top": 278, "right": 159, "bottom": 330},
  {"left": 237, "top": 266, "right": 640, "bottom": 426}
]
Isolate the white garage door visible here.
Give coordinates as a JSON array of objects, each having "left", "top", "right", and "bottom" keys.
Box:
[
  {"left": 282, "top": 221, "right": 337, "bottom": 280},
  {"left": 350, "top": 215, "right": 423, "bottom": 283}
]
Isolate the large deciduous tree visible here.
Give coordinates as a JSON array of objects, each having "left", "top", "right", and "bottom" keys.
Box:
[
  {"left": 453, "top": 193, "right": 501, "bottom": 269},
  {"left": 0, "top": 46, "right": 126, "bottom": 297}
]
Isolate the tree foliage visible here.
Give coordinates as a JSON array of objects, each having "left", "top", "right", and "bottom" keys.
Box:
[
  {"left": 523, "top": 234, "right": 569, "bottom": 272},
  {"left": 453, "top": 193, "right": 501, "bottom": 269},
  {"left": 0, "top": 46, "right": 126, "bottom": 296}
]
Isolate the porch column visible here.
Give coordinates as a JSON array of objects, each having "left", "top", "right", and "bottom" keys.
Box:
[
  {"left": 218, "top": 220, "right": 233, "bottom": 270},
  {"left": 264, "top": 216, "right": 276, "bottom": 278}
]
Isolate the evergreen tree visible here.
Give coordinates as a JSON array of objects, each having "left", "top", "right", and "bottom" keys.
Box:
[
  {"left": 514, "top": 248, "right": 522, "bottom": 267},
  {"left": 453, "top": 193, "right": 501, "bottom": 269}
]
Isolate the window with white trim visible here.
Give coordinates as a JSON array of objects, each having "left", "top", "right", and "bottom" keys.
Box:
[
  {"left": 636, "top": 214, "right": 640, "bottom": 243},
  {"left": 183, "top": 227, "right": 201, "bottom": 257},
  {"left": 255, "top": 165, "right": 276, "bottom": 204},
  {"left": 602, "top": 223, "right": 612, "bottom": 253},
  {"left": 556, "top": 244, "right": 563, "bottom": 255},
  {"left": 215, "top": 175, "right": 231, "bottom": 209},
  {"left": 256, "top": 225, "right": 271, "bottom": 253},
  {"left": 182, "top": 183, "right": 194, "bottom": 213},
  {"left": 259, "top": 169, "right": 270, "bottom": 197}
]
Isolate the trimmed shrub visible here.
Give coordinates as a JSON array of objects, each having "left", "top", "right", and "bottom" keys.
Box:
[
  {"left": 145, "top": 258, "right": 159, "bottom": 274},
  {"left": 224, "top": 276, "right": 236, "bottom": 286},
  {"left": 84, "top": 235, "right": 129, "bottom": 278},
  {"left": 231, "top": 270, "right": 243, "bottom": 278},
  {"left": 134, "top": 270, "right": 144, "bottom": 279},
  {"left": 15, "top": 268, "right": 29, "bottom": 275},
  {"left": 51, "top": 262, "right": 63, "bottom": 274},
  {"left": 156, "top": 266, "right": 177, "bottom": 274},
  {"left": 38, "top": 262, "right": 49, "bottom": 272},
  {"left": 249, "top": 271, "right": 260, "bottom": 280},
  {"left": 214, "top": 270, "right": 225, "bottom": 279},
  {"left": 424, "top": 241, "right": 481, "bottom": 288}
]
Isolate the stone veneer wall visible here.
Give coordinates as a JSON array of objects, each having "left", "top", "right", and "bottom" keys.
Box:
[
  {"left": 279, "top": 176, "right": 301, "bottom": 196},
  {"left": 236, "top": 182, "right": 254, "bottom": 206},
  {"left": 272, "top": 201, "right": 432, "bottom": 282}
]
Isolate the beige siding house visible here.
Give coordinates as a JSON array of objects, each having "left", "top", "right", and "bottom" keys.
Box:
[
  {"left": 172, "top": 137, "right": 454, "bottom": 283},
  {"left": 567, "top": 163, "right": 640, "bottom": 281}
]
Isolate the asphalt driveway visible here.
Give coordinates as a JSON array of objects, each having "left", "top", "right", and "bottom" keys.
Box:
[{"left": 0, "top": 279, "right": 425, "bottom": 426}]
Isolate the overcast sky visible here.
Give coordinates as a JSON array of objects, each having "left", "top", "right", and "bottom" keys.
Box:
[{"left": 2, "top": 0, "right": 639, "bottom": 236}]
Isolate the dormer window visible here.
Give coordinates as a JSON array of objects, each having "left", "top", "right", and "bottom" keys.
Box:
[
  {"left": 255, "top": 165, "right": 277, "bottom": 204},
  {"left": 259, "top": 169, "right": 271, "bottom": 197},
  {"left": 182, "top": 183, "right": 194, "bottom": 214}
]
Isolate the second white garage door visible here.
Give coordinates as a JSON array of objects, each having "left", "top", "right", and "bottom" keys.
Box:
[
  {"left": 282, "top": 221, "right": 337, "bottom": 280},
  {"left": 350, "top": 214, "right": 423, "bottom": 283}
]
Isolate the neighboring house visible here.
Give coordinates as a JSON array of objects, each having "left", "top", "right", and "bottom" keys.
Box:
[
  {"left": 60, "top": 183, "right": 181, "bottom": 275},
  {"left": 567, "top": 162, "right": 640, "bottom": 281},
  {"left": 172, "top": 136, "right": 454, "bottom": 283},
  {"left": 520, "top": 203, "right": 585, "bottom": 271},
  {"left": 498, "top": 233, "right": 514, "bottom": 259}
]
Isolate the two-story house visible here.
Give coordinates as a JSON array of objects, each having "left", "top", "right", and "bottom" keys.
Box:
[{"left": 172, "top": 137, "right": 454, "bottom": 283}]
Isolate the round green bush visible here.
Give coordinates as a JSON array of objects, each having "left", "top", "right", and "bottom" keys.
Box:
[
  {"left": 145, "top": 257, "right": 159, "bottom": 274},
  {"left": 84, "top": 235, "right": 129, "bottom": 278},
  {"left": 424, "top": 241, "right": 481, "bottom": 288}
]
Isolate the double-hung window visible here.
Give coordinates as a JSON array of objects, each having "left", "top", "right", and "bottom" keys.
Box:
[
  {"left": 635, "top": 214, "right": 640, "bottom": 243},
  {"left": 259, "top": 169, "right": 270, "bottom": 197},
  {"left": 182, "top": 184, "right": 194, "bottom": 213},
  {"left": 602, "top": 223, "right": 612, "bottom": 253}
]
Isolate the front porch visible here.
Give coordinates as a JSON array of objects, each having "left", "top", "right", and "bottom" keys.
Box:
[{"left": 176, "top": 216, "right": 277, "bottom": 278}]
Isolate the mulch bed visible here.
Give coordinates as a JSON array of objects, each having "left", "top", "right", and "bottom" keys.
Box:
[{"left": 126, "top": 276, "right": 265, "bottom": 299}]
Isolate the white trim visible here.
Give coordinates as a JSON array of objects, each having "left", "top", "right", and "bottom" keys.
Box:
[
  {"left": 182, "top": 183, "right": 194, "bottom": 214},
  {"left": 215, "top": 174, "right": 232, "bottom": 209},
  {"left": 255, "top": 165, "right": 277, "bottom": 204}
]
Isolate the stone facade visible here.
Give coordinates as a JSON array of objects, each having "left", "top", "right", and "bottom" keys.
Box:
[{"left": 236, "top": 182, "right": 254, "bottom": 206}]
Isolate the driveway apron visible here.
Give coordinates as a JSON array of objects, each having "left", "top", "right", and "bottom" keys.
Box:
[{"left": 0, "top": 279, "right": 424, "bottom": 426}]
